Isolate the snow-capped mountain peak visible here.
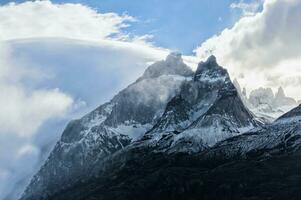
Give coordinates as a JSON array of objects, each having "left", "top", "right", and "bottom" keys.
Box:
[
  {"left": 140, "top": 52, "right": 193, "bottom": 80},
  {"left": 20, "top": 52, "right": 301, "bottom": 200},
  {"left": 165, "top": 51, "right": 183, "bottom": 63},
  {"left": 194, "top": 55, "right": 229, "bottom": 84},
  {"left": 275, "top": 86, "right": 285, "bottom": 99},
  {"left": 138, "top": 56, "right": 260, "bottom": 153},
  {"left": 233, "top": 80, "right": 298, "bottom": 122}
]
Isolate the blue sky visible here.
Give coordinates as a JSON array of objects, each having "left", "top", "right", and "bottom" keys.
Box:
[
  {"left": 76, "top": 0, "right": 237, "bottom": 54},
  {"left": 0, "top": 0, "right": 250, "bottom": 54}
]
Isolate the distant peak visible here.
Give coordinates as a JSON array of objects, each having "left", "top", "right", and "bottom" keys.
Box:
[{"left": 276, "top": 86, "right": 286, "bottom": 98}]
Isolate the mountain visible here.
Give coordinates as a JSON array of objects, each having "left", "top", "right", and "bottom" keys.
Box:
[
  {"left": 21, "top": 54, "right": 263, "bottom": 200},
  {"left": 20, "top": 53, "right": 193, "bottom": 200},
  {"left": 248, "top": 87, "right": 281, "bottom": 121},
  {"left": 21, "top": 53, "right": 301, "bottom": 200},
  {"left": 138, "top": 55, "right": 260, "bottom": 153},
  {"left": 205, "top": 104, "right": 301, "bottom": 159},
  {"left": 45, "top": 106, "right": 301, "bottom": 200},
  {"left": 274, "top": 86, "right": 297, "bottom": 107},
  {"left": 234, "top": 83, "right": 298, "bottom": 121}
]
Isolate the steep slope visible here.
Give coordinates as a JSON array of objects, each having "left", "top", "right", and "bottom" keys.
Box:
[
  {"left": 206, "top": 104, "right": 301, "bottom": 159},
  {"left": 233, "top": 78, "right": 249, "bottom": 107},
  {"left": 139, "top": 55, "right": 260, "bottom": 153},
  {"left": 30, "top": 56, "right": 301, "bottom": 200},
  {"left": 20, "top": 53, "right": 193, "bottom": 200},
  {"left": 45, "top": 106, "right": 301, "bottom": 200}
]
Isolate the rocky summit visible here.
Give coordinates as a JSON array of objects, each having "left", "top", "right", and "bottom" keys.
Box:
[{"left": 21, "top": 54, "right": 301, "bottom": 200}]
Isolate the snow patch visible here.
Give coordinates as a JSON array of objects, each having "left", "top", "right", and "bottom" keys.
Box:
[{"left": 109, "top": 123, "right": 152, "bottom": 141}]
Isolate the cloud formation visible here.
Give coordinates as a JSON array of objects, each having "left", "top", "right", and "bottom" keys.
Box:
[
  {"left": 195, "top": 0, "right": 301, "bottom": 99},
  {"left": 0, "top": 1, "right": 164, "bottom": 199},
  {"left": 0, "top": 0, "right": 134, "bottom": 41},
  {"left": 0, "top": 40, "right": 76, "bottom": 200}
]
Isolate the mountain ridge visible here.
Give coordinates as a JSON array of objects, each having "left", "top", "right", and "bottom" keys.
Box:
[
  {"left": 20, "top": 54, "right": 301, "bottom": 200},
  {"left": 44, "top": 103, "right": 301, "bottom": 200},
  {"left": 137, "top": 55, "right": 260, "bottom": 154}
]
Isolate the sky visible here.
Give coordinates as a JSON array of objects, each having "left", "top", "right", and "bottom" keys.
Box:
[
  {"left": 0, "top": 0, "right": 300, "bottom": 200},
  {"left": 0, "top": 0, "right": 252, "bottom": 54}
]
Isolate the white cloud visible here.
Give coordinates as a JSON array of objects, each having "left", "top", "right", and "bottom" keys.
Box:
[
  {"left": 0, "top": 42, "right": 73, "bottom": 137},
  {"left": 0, "top": 41, "right": 74, "bottom": 200},
  {"left": 0, "top": 1, "right": 165, "bottom": 199},
  {"left": 0, "top": 0, "right": 134, "bottom": 41},
  {"left": 0, "top": 38, "right": 169, "bottom": 200},
  {"left": 0, "top": 86, "right": 73, "bottom": 137},
  {"left": 195, "top": 0, "right": 301, "bottom": 100},
  {"left": 0, "top": 1, "right": 198, "bottom": 199}
]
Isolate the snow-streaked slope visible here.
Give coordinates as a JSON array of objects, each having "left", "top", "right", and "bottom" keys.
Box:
[
  {"left": 206, "top": 104, "right": 301, "bottom": 159},
  {"left": 39, "top": 105, "right": 301, "bottom": 200},
  {"left": 137, "top": 56, "right": 260, "bottom": 153},
  {"left": 20, "top": 53, "right": 193, "bottom": 200}
]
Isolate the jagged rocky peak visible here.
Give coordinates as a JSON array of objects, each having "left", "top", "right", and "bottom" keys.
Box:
[
  {"left": 140, "top": 55, "right": 259, "bottom": 153},
  {"left": 196, "top": 55, "right": 219, "bottom": 71},
  {"left": 275, "top": 86, "right": 285, "bottom": 99},
  {"left": 274, "top": 86, "right": 296, "bottom": 106},
  {"left": 249, "top": 87, "right": 275, "bottom": 107},
  {"left": 141, "top": 52, "right": 193, "bottom": 79},
  {"left": 194, "top": 55, "right": 229, "bottom": 83},
  {"left": 165, "top": 51, "right": 182, "bottom": 63}
]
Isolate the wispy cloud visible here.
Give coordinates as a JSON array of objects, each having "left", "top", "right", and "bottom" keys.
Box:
[{"left": 230, "top": 0, "right": 263, "bottom": 16}]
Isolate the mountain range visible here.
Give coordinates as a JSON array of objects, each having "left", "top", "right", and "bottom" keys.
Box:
[
  {"left": 20, "top": 53, "right": 301, "bottom": 200},
  {"left": 233, "top": 79, "right": 298, "bottom": 122}
]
